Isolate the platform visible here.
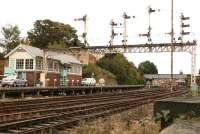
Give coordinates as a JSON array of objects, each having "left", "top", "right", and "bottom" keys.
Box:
[{"left": 154, "top": 97, "right": 200, "bottom": 117}]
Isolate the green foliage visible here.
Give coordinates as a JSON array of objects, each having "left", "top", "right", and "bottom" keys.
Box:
[
  {"left": 83, "top": 64, "right": 117, "bottom": 85},
  {"left": 97, "top": 53, "right": 144, "bottom": 85},
  {"left": 27, "top": 19, "right": 81, "bottom": 49},
  {"left": 1, "top": 24, "right": 21, "bottom": 53},
  {"left": 0, "top": 53, "right": 5, "bottom": 59},
  {"left": 138, "top": 60, "right": 158, "bottom": 74},
  {"left": 47, "top": 41, "right": 68, "bottom": 49},
  {"left": 155, "top": 110, "right": 173, "bottom": 129},
  {"left": 178, "top": 111, "right": 196, "bottom": 120},
  {"left": 83, "top": 64, "right": 96, "bottom": 78}
]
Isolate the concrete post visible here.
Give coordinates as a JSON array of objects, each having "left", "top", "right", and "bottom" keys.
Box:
[
  {"left": 37, "top": 90, "right": 40, "bottom": 96},
  {"left": 1, "top": 92, "right": 5, "bottom": 99},
  {"left": 21, "top": 91, "right": 24, "bottom": 98}
]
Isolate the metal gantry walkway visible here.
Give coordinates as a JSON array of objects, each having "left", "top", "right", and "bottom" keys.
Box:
[{"left": 70, "top": 41, "right": 197, "bottom": 94}]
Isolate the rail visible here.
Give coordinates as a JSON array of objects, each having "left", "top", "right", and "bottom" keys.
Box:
[
  {"left": 0, "top": 85, "right": 145, "bottom": 99},
  {"left": 0, "top": 87, "right": 186, "bottom": 133}
]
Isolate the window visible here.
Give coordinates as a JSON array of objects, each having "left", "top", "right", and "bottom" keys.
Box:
[
  {"left": 25, "top": 59, "right": 33, "bottom": 69},
  {"left": 75, "top": 65, "right": 78, "bottom": 73},
  {"left": 77, "top": 65, "right": 81, "bottom": 74},
  {"left": 60, "top": 76, "right": 66, "bottom": 86},
  {"left": 36, "top": 58, "right": 43, "bottom": 70},
  {"left": 54, "top": 62, "right": 59, "bottom": 72},
  {"left": 47, "top": 60, "right": 53, "bottom": 71},
  {"left": 68, "top": 64, "right": 81, "bottom": 74},
  {"left": 71, "top": 64, "right": 75, "bottom": 73},
  {"left": 16, "top": 59, "right": 24, "bottom": 69}
]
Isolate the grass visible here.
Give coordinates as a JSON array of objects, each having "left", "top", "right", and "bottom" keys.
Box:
[{"left": 57, "top": 104, "right": 161, "bottom": 134}]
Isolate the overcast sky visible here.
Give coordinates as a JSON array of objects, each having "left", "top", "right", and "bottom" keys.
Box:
[{"left": 0, "top": 0, "right": 199, "bottom": 74}]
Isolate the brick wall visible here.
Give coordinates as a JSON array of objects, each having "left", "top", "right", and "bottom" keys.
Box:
[
  {"left": 26, "top": 72, "right": 60, "bottom": 87},
  {"left": 73, "top": 50, "right": 96, "bottom": 65},
  {"left": 46, "top": 73, "right": 60, "bottom": 87},
  {"left": 26, "top": 72, "right": 34, "bottom": 86},
  {"left": 89, "top": 54, "right": 96, "bottom": 64},
  {"left": 0, "top": 59, "right": 6, "bottom": 79},
  {"left": 67, "top": 74, "right": 81, "bottom": 86}
]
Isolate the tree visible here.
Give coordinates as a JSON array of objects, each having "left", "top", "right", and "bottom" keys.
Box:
[
  {"left": 82, "top": 64, "right": 118, "bottom": 85},
  {"left": 138, "top": 61, "right": 158, "bottom": 74},
  {"left": 82, "top": 64, "right": 96, "bottom": 78},
  {"left": 97, "top": 53, "right": 144, "bottom": 85},
  {"left": 47, "top": 41, "right": 68, "bottom": 49},
  {"left": 1, "top": 24, "right": 21, "bottom": 53},
  {"left": 27, "top": 19, "right": 81, "bottom": 49}
]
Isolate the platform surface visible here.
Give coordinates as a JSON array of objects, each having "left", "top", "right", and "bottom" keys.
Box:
[
  {"left": 158, "top": 96, "right": 200, "bottom": 103},
  {"left": 160, "top": 120, "right": 200, "bottom": 134},
  {"left": 154, "top": 97, "right": 200, "bottom": 117}
]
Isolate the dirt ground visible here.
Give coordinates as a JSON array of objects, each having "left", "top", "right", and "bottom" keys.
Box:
[{"left": 57, "top": 103, "right": 161, "bottom": 134}]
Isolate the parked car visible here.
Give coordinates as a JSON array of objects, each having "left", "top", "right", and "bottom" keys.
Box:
[
  {"left": 1, "top": 75, "right": 28, "bottom": 87},
  {"left": 81, "top": 78, "right": 96, "bottom": 86}
]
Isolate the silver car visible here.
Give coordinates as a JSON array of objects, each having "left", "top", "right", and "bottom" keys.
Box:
[{"left": 1, "top": 75, "right": 28, "bottom": 87}]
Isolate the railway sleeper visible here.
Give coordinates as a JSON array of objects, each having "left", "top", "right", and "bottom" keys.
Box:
[
  {"left": 0, "top": 90, "right": 168, "bottom": 122},
  {"left": 0, "top": 90, "right": 166, "bottom": 120},
  {"left": 0, "top": 89, "right": 186, "bottom": 133},
  {"left": 0, "top": 90, "right": 183, "bottom": 123}
]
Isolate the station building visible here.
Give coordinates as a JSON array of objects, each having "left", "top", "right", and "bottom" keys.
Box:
[{"left": 4, "top": 44, "right": 82, "bottom": 87}]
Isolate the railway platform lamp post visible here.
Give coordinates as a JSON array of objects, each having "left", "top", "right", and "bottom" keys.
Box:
[{"left": 54, "top": 78, "right": 57, "bottom": 87}]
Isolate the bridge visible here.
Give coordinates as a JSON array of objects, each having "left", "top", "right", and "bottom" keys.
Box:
[
  {"left": 82, "top": 41, "right": 196, "bottom": 53},
  {"left": 70, "top": 41, "right": 197, "bottom": 94}
]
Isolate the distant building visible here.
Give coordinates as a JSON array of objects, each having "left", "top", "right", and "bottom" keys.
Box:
[
  {"left": 69, "top": 48, "right": 96, "bottom": 65},
  {"left": 144, "top": 74, "right": 187, "bottom": 87},
  {"left": 4, "top": 44, "right": 82, "bottom": 87}
]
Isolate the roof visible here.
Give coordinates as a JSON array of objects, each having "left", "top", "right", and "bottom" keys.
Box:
[
  {"left": 144, "top": 74, "right": 187, "bottom": 79},
  {"left": 5, "top": 44, "right": 43, "bottom": 58},
  {"left": 62, "top": 54, "right": 81, "bottom": 64},
  {"left": 5, "top": 44, "right": 81, "bottom": 65},
  {"left": 47, "top": 51, "right": 81, "bottom": 64}
]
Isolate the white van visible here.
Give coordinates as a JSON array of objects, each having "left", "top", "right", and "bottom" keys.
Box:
[{"left": 81, "top": 78, "right": 96, "bottom": 86}]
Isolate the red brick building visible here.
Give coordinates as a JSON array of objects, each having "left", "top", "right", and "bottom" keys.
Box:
[{"left": 4, "top": 45, "right": 82, "bottom": 87}]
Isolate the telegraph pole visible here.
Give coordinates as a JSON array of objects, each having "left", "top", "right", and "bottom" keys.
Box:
[{"left": 170, "top": 0, "right": 174, "bottom": 91}]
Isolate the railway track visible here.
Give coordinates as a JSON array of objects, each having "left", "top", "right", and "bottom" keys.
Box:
[{"left": 0, "top": 87, "right": 186, "bottom": 133}]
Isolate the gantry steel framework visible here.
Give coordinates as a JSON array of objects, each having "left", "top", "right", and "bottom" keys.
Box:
[
  {"left": 70, "top": 41, "right": 197, "bottom": 90},
  {"left": 84, "top": 41, "right": 196, "bottom": 54}
]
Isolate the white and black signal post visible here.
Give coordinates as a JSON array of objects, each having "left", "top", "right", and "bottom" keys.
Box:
[
  {"left": 180, "top": 13, "right": 190, "bottom": 43},
  {"left": 74, "top": 14, "right": 88, "bottom": 46},
  {"left": 122, "top": 12, "right": 135, "bottom": 46}
]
